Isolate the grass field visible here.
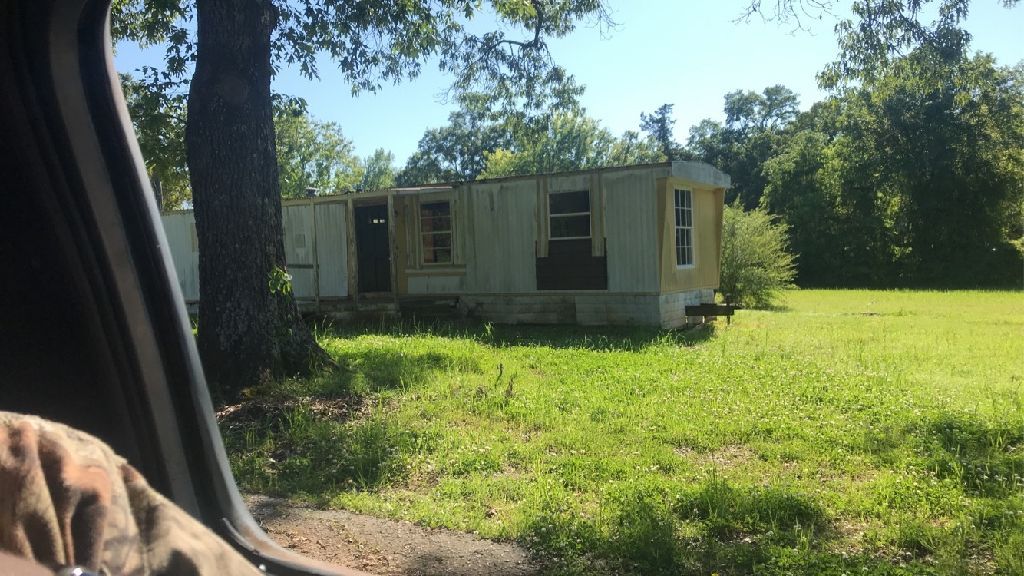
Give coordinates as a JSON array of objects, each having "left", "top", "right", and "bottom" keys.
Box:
[{"left": 220, "top": 290, "right": 1024, "bottom": 575}]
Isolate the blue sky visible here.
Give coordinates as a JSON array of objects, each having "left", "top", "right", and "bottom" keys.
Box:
[{"left": 114, "top": 1, "right": 1024, "bottom": 165}]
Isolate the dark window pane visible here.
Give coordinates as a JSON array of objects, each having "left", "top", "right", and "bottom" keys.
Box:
[
  {"left": 684, "top": 208, "right": 692, "bottom": 228},
  {"left": 421, "top": 216, "right": 451, "bottom": 233},
  {"left": 421, "top": 201, "right": 450, "bottom": 217},
  {"left": 551, "top": 214, "right": 591, "bottom": 238},
  {"left": 422, "top": 232, "right": 451, "bottom": 250},
  {"left": 549, "top": 190, "right": 590, "bottom": 214},
  {"left": 432, "top": 233, "right": 452, "bottom": 249},
  {"left": 675, "top": 207, "right": 682, "bottom": 228},
  {"left": 424, "top": 247, "right": 452, "bottom": 264}
]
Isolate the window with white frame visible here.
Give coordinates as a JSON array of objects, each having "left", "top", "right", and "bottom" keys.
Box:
[
  {"left": 549, "top": 190, "right": 591, "bottom": 240},
  {"left": 674, "top": 188, "right": 694, "bottom": 267},
  {"left": 420, "top": 201, "right": 453, "bottom": 264}
]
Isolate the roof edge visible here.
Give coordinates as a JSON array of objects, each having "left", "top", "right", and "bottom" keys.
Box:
[{"left": 670, "top": 161, "right": 732, "bottom": 189}]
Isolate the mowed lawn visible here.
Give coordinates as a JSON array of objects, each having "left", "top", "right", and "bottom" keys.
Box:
[{"left": 221, "top": 290, "right": 1024, "bottom": 575}]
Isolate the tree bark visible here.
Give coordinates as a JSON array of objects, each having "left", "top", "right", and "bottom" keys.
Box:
[{"left": 186, "top": 0, "right": 323, "bottom": 400}]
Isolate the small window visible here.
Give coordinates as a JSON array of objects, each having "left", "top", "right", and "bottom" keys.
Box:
[
  {"left": 421, "top": 201, "right": 452, "bottom": 264},
  {"left": 549, "top": 190, "right": 591, "bottom": 240},
  {"left": 674, "top": 189, "right": 694, "bottom": 267}
]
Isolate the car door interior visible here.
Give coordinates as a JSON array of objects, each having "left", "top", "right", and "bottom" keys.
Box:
[{"left": 0, "top": 2, "right": 360, "bottom": 574}]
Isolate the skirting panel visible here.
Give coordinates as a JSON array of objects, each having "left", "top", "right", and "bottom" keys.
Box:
[{"left": 457, "top": 291, "right": 712, "bottom": 327}]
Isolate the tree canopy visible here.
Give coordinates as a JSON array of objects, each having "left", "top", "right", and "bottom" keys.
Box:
[
  {"left": 479, "top": 113, "right": 665, "bottom": 178},
  {"left": 120, "top": 69, "right": 189, "bottom": 211},
  {"left": 688, "top": 85, "right": 801, "bottom": 209},
  {"left": 274, "top": 103, "right": 364, "bottom": 197}
]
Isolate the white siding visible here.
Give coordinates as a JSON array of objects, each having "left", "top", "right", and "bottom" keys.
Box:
[
  {"left": 161, "top": 212, "right": 200, "bottom": 302},
  {"left": 407, "top": 275, "right": 464, "bottom": 294},
  {"left": 315, "top": 202, "right": 348, "bottom": 298},
  {"left": 282, "top": 204, "right": 316, "bottom": 299},
  {"left": 462, "top": 181, "right": 538, "bottom": 293},
  {"left": 603, "top": 168, "right": 664, "bottom": 292},
  {"left": 161, "top": 200, "right": 350, "bottom": 304}
]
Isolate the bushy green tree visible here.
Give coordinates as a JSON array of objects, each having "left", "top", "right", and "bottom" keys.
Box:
[
  {"left": 120, "top": 70, "right": 189, "bottom": 210},
  {"left": 479, "top": 113, "right": 664, "bottom": 178},
  {"left": 719, "top": 204, "right": 796, "bottom": 308},
  {"left": 274, "top": 106, "right": 363, "bottom": 197},
  {"left": 640, "top": 103, "right": 683, "bottom": 160},
  {"left": 764, "top": 37, "right": 1024, "bottom": 287},
  {"left": 687, "top": 85, "right": 801, "bottom": 209},
  {"left": 361, "top": 148, "right": 397, "bottom": 191},
  {"left": 397, "top": 94, "right": 516, "bottom": 185}
]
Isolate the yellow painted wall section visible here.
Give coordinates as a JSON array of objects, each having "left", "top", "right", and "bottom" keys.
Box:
[
  {"left": 657, "top": 177, "right": 726, "bottom": 293},
  {"left": 394, "top": 195, "right": 413, "bottom": 294}
]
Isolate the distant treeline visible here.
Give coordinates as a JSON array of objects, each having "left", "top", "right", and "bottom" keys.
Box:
[{"left": 122, "top": 3, "right": 1023, "bottom": 290}]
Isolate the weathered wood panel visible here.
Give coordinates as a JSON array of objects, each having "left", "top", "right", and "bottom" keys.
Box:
[
  {"left": 282, "top": 204, "right": 316, "bottom": 299},
  {"left": 463, "top": 181, "right": 538, "bottom": 293},
  {"left": 407, "top": 274, "right": 464, "bottom": 294},
  {"left": 161, "top": 212, "right": 200, "bottom": 302},
  {"left": 314, "top": 201, "right": 348, "bottom": 298},
  {"left": 603, "top": 169, "right": 663, "bottom": 292}
]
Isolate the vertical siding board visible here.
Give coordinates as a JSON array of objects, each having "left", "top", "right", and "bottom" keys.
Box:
[
  {"left": 314, "top": 202, "right": 348, "bottom": 298},
  {"left": 465, "top": 180, "right": 537, "bottom": 293},
  {"left": 282, "top": 204, "right": 315, "bottom": 299},
  {"left": 604, "top": 170, "right": 660, "bottom": 292},
  {"left": 160, "top": 212, "right": 200, "bottom": 302}
]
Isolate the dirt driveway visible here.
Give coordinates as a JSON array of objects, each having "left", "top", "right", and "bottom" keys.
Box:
[{"left": 245, "top": 496, "right": 540, "bottom": 576}]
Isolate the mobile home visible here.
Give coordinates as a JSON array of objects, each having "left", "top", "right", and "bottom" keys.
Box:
[{"left": 162, "top": 161, "right": 730, "bottom": 328}]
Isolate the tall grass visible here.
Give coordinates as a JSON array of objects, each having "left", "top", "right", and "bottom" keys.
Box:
[{"left": 221, "top": 290, "right": 1024, "bottom": 575}]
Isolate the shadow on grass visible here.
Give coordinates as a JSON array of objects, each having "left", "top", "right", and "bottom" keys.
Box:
[
  {"left": 925, "top": 412, "right": 1024, "bottom": 498},
  {"left": 859, "top": 409, "right": 1024, "bottom": 499},
  {"left": 523, "top": 479, "right": 931, "bottom": 576},
  {"left": 222, "top": 399, "right": 427, "bottom": 499},
  {"left": 320, "top": 317, "right": 716, "bottom": 353},
  {"left": 219, "top": 345, "right": 476, "bottom": 498}
]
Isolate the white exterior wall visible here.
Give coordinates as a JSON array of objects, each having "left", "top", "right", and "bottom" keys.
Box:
[
  {"left": 461, "top": 180, "right": 538, "bottom": 293},
  {"left": 282, "top": 204, "right": 316, "bottom": 299},
  {"left": 160, "top": 200, "right": 349, "bottom": 305},
  {"left": 314, "top": 202, "right": 348, "bottom": 298},
  {"left": 161, "top": 212, "right": 200, "bottom": 302},
  {"left": 603, "top": 167, "right": 665, "bottom": 293}
]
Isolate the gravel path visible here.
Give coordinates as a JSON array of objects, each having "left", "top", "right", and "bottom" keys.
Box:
[{"left": 244, "top": 496, "right": 540, "bottom": 576}]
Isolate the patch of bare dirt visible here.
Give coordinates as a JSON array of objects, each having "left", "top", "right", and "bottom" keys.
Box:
[
  {"left": 675, "top": 444, "right": 758, "bottom": 470},
  {"left": 244, "top": 495, "right": 540, "bottom": 576}
]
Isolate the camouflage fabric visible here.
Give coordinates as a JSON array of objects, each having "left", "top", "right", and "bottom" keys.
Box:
[{"left": 0, "top": 412, "right": 262, "bottom": 575}]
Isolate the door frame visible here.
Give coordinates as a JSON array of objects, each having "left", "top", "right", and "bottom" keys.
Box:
[{"left": 352, "top": 198, "right": 394, "bottom": 296}]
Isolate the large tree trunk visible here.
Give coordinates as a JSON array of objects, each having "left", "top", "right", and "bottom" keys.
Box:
[{"left": 185, "top": 0, "right": 323, "bottom": 400}]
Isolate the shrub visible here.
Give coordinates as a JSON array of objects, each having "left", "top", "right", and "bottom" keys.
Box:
[{"left": 719, "top": 203, "right": 796, "bottom": 308}]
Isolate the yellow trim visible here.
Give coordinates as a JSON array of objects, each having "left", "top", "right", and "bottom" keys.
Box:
[{"left": 659, "top": 177, "right": 725, "bottom": 293}]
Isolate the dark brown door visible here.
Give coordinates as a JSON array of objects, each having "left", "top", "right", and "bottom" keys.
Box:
[{"left": 355, "top": 204, "right": 391, "bottom": 293}]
